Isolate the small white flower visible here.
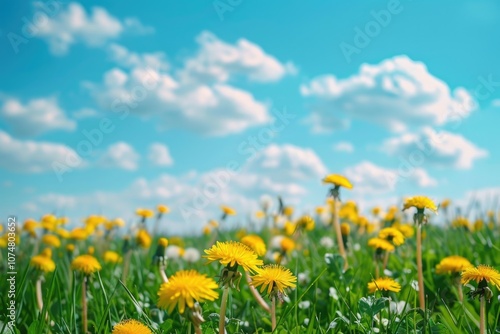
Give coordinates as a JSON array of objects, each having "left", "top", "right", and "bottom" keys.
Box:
[
  {"left": 373, "top": 327, "right": 380, "bottom": 333},
  {"left": 324, "top": 253, "right": 334, "bottom": 264},
  {"left": 270, "top": 235, "right": 285, "bottom": 249},
  {"left": 390, "top": 301, "right": 408, "bottom": 315},
  {"left": 298, "top": 301, "right": 311, "bottom": 309},
  {"left": 381, "top": 318, "right": 389, "bottom": 326},
  {"left": 329, "top": 287, "right": 339, "bottom": 300},
  {"left": 303, "top": 318, "right": 310, "bottom": 326},
  {"left": 346, "top": 286, "right": 350, "bottom": 292},
  {"left": 182, "top": 247, "right": 200, "bottom": 263},
  {"left": 383, "top": 269, "right": 393, "bottom": 277},
  {"left": 410, "top": 280, "right": 419, "bottom": 291},
  {"left": 166, "top": 245, "right": 183, "bottom": 260},
  {"left": 320, "top": 212, "right": 331, "bottom": 226},
  {"left": 353, "top": 243, "right": 361, "bottom": 251},
  {"left": 320, "top": 236, "right": 334, "bottom": 249},
  {"left": 298, "top": 272, "right": 310, "bottom": 285},
  {"left": 403, "top": 268, "right": 412, "bottom": 274},
  {"left": 283, "top": 295, "right": 291, "bottom": 303}
]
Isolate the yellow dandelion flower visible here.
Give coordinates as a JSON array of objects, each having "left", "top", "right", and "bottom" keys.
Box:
[
  {"left": 158, "top": 237, "right": 169, "bottom": 247},
  {"left": 372, "top": 206, "right": 381, "bottom": 216},
  {"left": 41, "top": 214, "right": 57, "bottom": 230},
  {"left": 284, "top": 221, "right": 296, "bottom": 236},
  {"left": 403, "top": 196, "right": 437, "bottom": 213},
  {"left": 23, "top": 219, "right": 39, "bottom": 237},
  {"left": 70, "top": 227, "right": 88, "bottom": 240},
  {"left": 340, "top": 223, "right": 350, "bottom": 236},
  {"left": 112, "top": 319, "right": 152, "bottom": 334},
  {"left": 66, "top": 244, "right": 75, "bottom": 252},
  {"left": 241, "top": 235, "right": 266, "bottom": 257},
  {"left": 322, "top": 174, "right": 353, "bottom": 189},
  {"left": 136, "top": 229, "right": 152, "bottom": 249},
  {"left": 71, "top": 254, "right": 101, "bottom": 275},
  {"left": 209, "top": 220, "right": 219, "bottom": 228},
  {"left": 283, "top": 206, "right": 294, "bottom": 218},
  {"left": 368, "top": 238, "right": 395, "bottom": 252},
  {"left": 255, "top": 210, "right": 266, "bottom": 219},
  {"left": 42, "top": 234, "right": 61, "bottom": 248},
  {"left": 136, "top": 208, "right": 154, "bottom": 219},
  {"left": 461, "top": 265, "right": 500, "bottom": 289},
  {"left": 113, "top": 218, "right": 126, "bottom": 228},
  {"left": 204, "top": 241, "right": 262, "bottom": 273},
  {"left": 315, "top": 206, "right": 325, "bottom": 215},
  {"left": 157, "top": 270, "right": 219, "bottom": 314},
  {"left": 297, "top": 216, "right": 315, "bottom": 231},
  {"left": 436, "top": 256, "right": 472, "bottom": 275},
  {"left": 452, "top": 217, "right": 470, "bottom": 230},
  {"left": 169, "top": 236, "right": 185, "bottom": 247},
  {"left": 221, "top": 205, "right": 236, "bottom": 215},
  {"left": 202, "top": 225, "right": 211, "bottom": 235},
  {"left": 378, "top": 227, "right": 405, "bottom": 246},
  {"left": 56, "top": 228, "right": 71, "bottom": 239},
  {"left": 368, "top": 277, "right": 401, "bottom": 293},
  {"left": 251, "top": 264, "right": 297, "bottom": 296},
  {"left": 280, "top": 237, "right": 295, "bottom": 253},
  {"left": 87, "top": 246, "right": 95, "bottom": 255},
  {"left": 395, "top": 224, "right": 414, "bottom": 238},
  {"left": 440, "top": 199, "right": 451, "bottom": 210},
  {"left": 473, "top": 219, "right": 484, "bottom": 231},
  {"left": 31, "top": 248, "right": 56, "bottom": 273},
  {"left": 157, "top": 204, "right": 169, "bottom": 214},
  {"left": 104, "top": 251, "right": 122, "bottom": 264}
]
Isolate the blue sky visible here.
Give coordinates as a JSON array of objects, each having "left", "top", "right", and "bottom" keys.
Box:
[{"left": 1, "top": 0, "right": 499, "bottom": 233}]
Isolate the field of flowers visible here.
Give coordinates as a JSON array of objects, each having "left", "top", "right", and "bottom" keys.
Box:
[{"left": 1, "top": 175, "right": 499, "bottom": 334}]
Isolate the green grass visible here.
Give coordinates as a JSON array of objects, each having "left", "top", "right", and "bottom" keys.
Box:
[{"left": 1, "top": 216, "right": 499, "bottom": 333}]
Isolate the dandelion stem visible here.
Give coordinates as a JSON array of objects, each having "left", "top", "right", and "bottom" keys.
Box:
[
  {"left": 245, "top": 271, "right": 271, "bottom": 313},
  {"left": 271, "top": 295, "right": 277, "bottom": 331},
  {"left": 122, "top": 249, "right": 132, "bottom": 283},
  {"left": 219, "top": 286, "right": 229, "bottom": 334},
  {"left": 194, "top": 323, "right": 202, "bottom": 334},
  {"left": 82, "top": 275, "right": 88, "bottom": 334},
  {"left": 456, "top": 280, "right": 463, "bottom": 302},
  {"left": 383, "top": 251, "right": 390, "bottom": 271},
  {"left": 480, "top": 296, "right": 486, "bottom": 334},
  {"left": 36, "top": 276, "right": 44, "bottom": 312},
  {"left": 416, "top": 224, "right": 425, "bottom": 310},
  {"left": 159, "top": 262, "right": 169, "bottom": 283},
  {"left": 332, "top": 199, "right": 348, "bottom": 270}
]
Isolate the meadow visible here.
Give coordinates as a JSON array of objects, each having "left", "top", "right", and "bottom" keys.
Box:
[{"left": 1, "top": 176, "right": 499, "bottom": 334}]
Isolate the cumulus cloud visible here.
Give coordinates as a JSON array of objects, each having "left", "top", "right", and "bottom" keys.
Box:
[
  {"left": 344, "top": 161, "right": 436, "bottom": 195},
  {"left": 0, "top": 130, "right": 80, "bottom": 173},
  {"left": 244, "top": 144, "right": 327, "bottom": 182},
  {"left": 34, "top": 2, "right": 153, "bottom": 55},
  {"left": 381, "top": 127, "right": 488, "bottom": 169},
  {"left": 0, "top": 96, "right": 76, "bottom": 136},
  {"left": 18, "top": 143, "right": 325, "bottom": 233},
  {"left": 148, "top": 143, "right": 173, "bottom": 166},
  {"left": 99, "top": 142, "right": 139, "bottom": 170},
  {"left": 179, "top": 31, "right": 296, "bottom": 83},
  {"left": 301, "top": 55, "right": 476, "bottom": 133},
  {"left": 333, "top": 141, "right": 354, "bottom": 153},
  {"left": 88, "top": 33, "right": 294, "bottom": 136}
]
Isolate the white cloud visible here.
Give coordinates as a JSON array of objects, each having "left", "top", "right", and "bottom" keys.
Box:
[
  {"left": 244, "top": 144, "right": 327, "bottom": 182},
  {"left": 0, "top": 96, "right": 75, "bottom": 136},
  {"left": 88, "top": 32, "right": 295, "bottom": 136},
  {"left": 18, "top": 143, "right": 325, "bottom": 233},
  {"left": 34, "top": 2, "right": 153, "bottom": 55},
  {"left": 344, "top": 161, "right": 436, "bottom": 195},
  {"left": 99, "top": 142, "right": 139, "bottom": 170},
  {"left": 301, "top": 55, "right": 476, "bottom": 133},
  {"left": 73, "top": 108, "right": 99, "bottom": 119},
  {"left": 107, "top": 43, "right": 168, "bottom": 70},
  {"left": 333, "top": 141, "right": 354, "bottom": 153},
  {"left": 382, "top": 127, "right": 488, "bottom": 169},
  {"left": 148, "top": 143, "right": 173, "bottom": 166},
  {"left": 491, "top": 99, "right": 500, "bottom": 107},
  {"left": 180, "top": 31, "right": 296, "bottom": 83},
  {"left": 0, "top": 130, "right": 81, "bottom": 173}
]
